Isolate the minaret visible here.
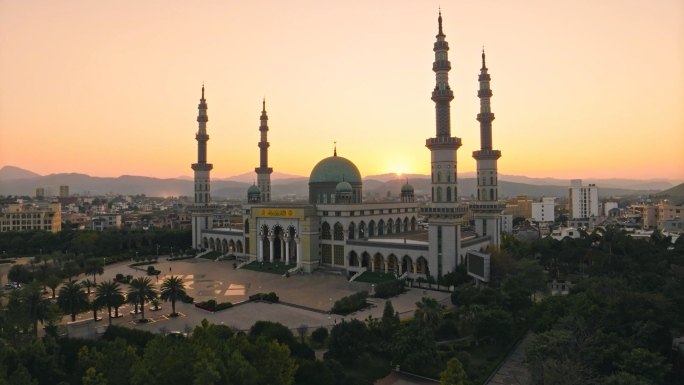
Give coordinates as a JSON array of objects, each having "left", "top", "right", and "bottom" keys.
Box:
[
  {"left": 255, "top": 99, "right": 273, "bottom": 202},
  {"left": 190, "top": 84, "right": 214, "bottom": 250},
  {"left": 423, "top": 11, "right": 467, "bottom": 278},
  {"left": 471, "top": 49, "right": 505, "bottom": 247}
]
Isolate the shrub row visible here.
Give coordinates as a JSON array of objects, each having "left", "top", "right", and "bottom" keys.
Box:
[
  {"left": 332, "top": 291, "right": 368, "bottom": 314},
  {"left": 0, "top": 259, "right": 15, "bottom": 264},
  {"left": 373, "top": 280, "right": 405, "bottom": 299},
  {"left": 181, "top": 295, "right": 194, "bottom": 304},
  {"left": 249, "top": 292, "right": 279, "bottom": 303},
  {"left": 146, "top": 266, "right": 161, "bottom": 275},
  {"left": 194, "top": 299, "right": 233, "bottom": 312},
  {"left": 114, "top": 273, "right": 133, "bottom": 284},
  {"left": 169, "top": 255, "right": 196, "bottom": 261}
]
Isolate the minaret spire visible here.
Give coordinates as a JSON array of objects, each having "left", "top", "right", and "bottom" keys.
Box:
[
  {"left": 472, "top": 50, "right": 505, "bottom": 247},
  {"left": 334, "top": 142, "right": 337, "bottom": 156},
  {"left": 190, "top": 84, "right": 214, "bottom": 250},
  {"left": 423, "top": 10, "right": 467, "bottom": 278},
  {"left": 255, "top": 99, "right": 273, "bottom": 202}
]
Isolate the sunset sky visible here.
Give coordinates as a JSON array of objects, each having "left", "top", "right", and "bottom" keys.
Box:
[{"left": 1, "top": 0, "right": 682, "bottom": 181}]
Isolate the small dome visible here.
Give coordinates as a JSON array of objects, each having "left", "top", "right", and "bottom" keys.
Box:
[
  {"left": 401, "top": 182, "right": 414, "bottom": 193},
  {"left": 309, "top": 155, "right": 362, "bottom": 184},
  {"left": 247, "top": 184, "right": 261, "bottom": 195},
  {"left": 336, "top": 181, "right": 353, "bottom": 193}
]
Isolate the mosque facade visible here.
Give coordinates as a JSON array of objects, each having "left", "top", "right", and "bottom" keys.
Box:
[{"left": 189, "top": 13, "right": 503, "bottom": 279}]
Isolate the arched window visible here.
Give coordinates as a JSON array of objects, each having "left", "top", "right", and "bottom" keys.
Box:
[
  {"left": 321, "top": 222, "right": 331, "bottom": 240},
  {"left": 205, "top": 193, "right": 208, "bottom": 202},
  {"left": 437, "top": 187, "right": 443, "bottom": 202},
  {"left": 490, "top": 177, "right": 493, "bottom": 185},
  {"left": 334, "top": 223, "right": 344, "bottom": 240},
  {"left": 482, "top": 177, "right": 486, "bottom": 186},
  {"left": 432, "top": 187, "right": 435, "bottom": 202},
  {"left": 437, "top": 172, "right": 441, "bottom": 182},
  {"left": 378, "top": 220, "right": 385, "bottom": 236},
  {"left": 348, "top": 222, "right": 356, "bottom": 240},
  {"left": 482, "top": 189, "right": 487, "bottom": 200},
  {"left": 477, "top": 189, "right": 480, "bottom": 200},
  {"left": 369, "top": 221, "right": 376, "bottom": 237},
  {"left": 358, "top": 221, "right": 366, "bottom": 239},
  {"left": 490, "top": 188, "right": 494, "bottom": 201},
  {"left": 245, "top": 219, "right": 249, "bottom": 234},
  {"left": 446, "top": 186, "right": 452, "bottom": 202}
]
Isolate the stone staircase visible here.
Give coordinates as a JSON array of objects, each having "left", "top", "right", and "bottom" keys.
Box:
[
  {"left": 349, "top": 268, "right": 367, "bottom": 282},
  {"left": 313, "top": 265, "right": 347, "bottom": 277}
]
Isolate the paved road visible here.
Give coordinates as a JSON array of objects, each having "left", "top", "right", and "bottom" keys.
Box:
[{"left": 484, "top": 331, "right": 534, "bottom": 385}]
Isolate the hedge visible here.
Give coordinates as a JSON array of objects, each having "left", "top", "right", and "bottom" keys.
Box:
[
  {"left": 249, "top": 292, "right": 279, "bottom": 303},
  {"left": 195, "top": 299, "right": 233, "bottom": 312},
  {"left": 332, "top": 291, "right": 368, "bottom": 314},
  {"left": 373, "top": 280, "right": 405, "bottom": 299},
  {"left": 181, "top": 295, "right": 194, "bottom": 304}
]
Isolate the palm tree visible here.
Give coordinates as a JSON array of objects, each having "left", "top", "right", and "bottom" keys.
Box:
[
  {"left": 84, "top": 258, "right": 105, "bottom": 285},
  {"left": 21, "top": 282, "right": 49, "bottom": 336},
  {"left": 82, "top": 278, "right": 94, "bottom": 295},
  {"left": 57, "top": 281, "right": 89, "bottom": 322},
  {"left": 127, "top": 277, "right": 158, "bottom": 322},
  {"left": 413, "top": 297, "right": 443, "bottom": 332},
  {"left": 111, "top": 291, "right": 125, "bottom": 319},
  {"left": 160, "top": 275, "right": 186, "bottom": 316},
  {"left": 90, "top": 298, "right": 103, "bottom": 322},
  {"left": 45, "top": 275, "right": 63, "bottom": 299},
  {"left": 94, "top": 280, "right": 124, "bottom": 325},
  {"left": 62, "top": 261, "right": 79, "bottom": 282}
]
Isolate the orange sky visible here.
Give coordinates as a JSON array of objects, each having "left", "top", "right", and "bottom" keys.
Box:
[{"left": 1, "top": 0, "right": 682, "bottom": 181}]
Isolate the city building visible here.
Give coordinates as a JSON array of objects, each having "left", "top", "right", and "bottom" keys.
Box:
[
  {"left": 500, "top": 214, "right": 513, "bottom": 233},
  {"left": 604, "top": 201, "right": 619, "bottom": 217},
  {"left": 503, "top": 195, "right": 533, "bottom": 219},
  {"left": 91, "top": 214, "right": 121, "bottom": 231},
  {"left": 0, "top": 203, "right": 62, "bottom": 232},
  {"left": 531, "top": 197, "right": 555, "bottom": 223},
  {"left": 568, "top": 179, "right": 599, "bottom": 219},
  {"left": 59, "top": 185, "right": 69, "bottom": 198},
  {"left": 191, "top": 13, "right": 504, "bottom": 277},
  {"left": 36, "top": 187, "right": 45, "bottom": 198}
]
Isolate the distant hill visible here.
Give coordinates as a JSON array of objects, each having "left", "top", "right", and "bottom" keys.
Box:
[
  {"left": 0, "top": 165, "right": 672, "bottom": 199},
  {"left": 654, "top": 183, "right": 684, "bottom": 198},
  {"left": 0, "top": 166, "right": 41, "bottom": 181}
]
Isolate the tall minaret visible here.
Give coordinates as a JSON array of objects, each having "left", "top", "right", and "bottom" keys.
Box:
[
  {"left": 424, "top": 11, "right": 467, "bottom": 278},
  {"left": 472, "top": 49, "right": 505, "bottom": 247},
  {"left": 190, "top": 84, "right": 214, "bottom": 249},
  {"left": 255, "top": 99, "right": 273, "bottom": 202}
]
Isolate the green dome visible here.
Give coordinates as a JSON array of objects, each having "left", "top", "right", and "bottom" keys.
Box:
[
  {"left": 247, "top": 184, "right": 261, "bottom": 195},
  {"left": 309, "top": 155, "right": 362, "bottom": 184},
  {"left": 401, "top": 182, "right": 414, "bottom": 193},
  {"left": 336, "top": 181, "right": 353, "bottom": 193}
]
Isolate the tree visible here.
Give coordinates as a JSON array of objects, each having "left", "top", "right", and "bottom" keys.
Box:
[
  {"left": 84, "top": 258, "right": 104, "bottom": 285},
  {"left": 380, "top": 300, "right": 400, "bottom": 339},
  {"left": 62, "top": 260, "right": 80, "bottom": 282},
  {"left": 82, "top": 279, "right": 94, "bottom": 295},
  {"left": 46, "top": 275, "right": 63, "bottom": 299},
  {"left": 20, "top": 282, "right": 50, "bottom": 336},
  {"left": 57, "top": 281, "right": 89, "bottom": 322},
  {"left": 82, "top": 367, "right": 107, "bottom": 385},
  {"left": 94, "top": 281, "right": 124, "bottom": 325},
  {"left": 8, "top": 364, "right": 38, "bottom": 385},
  {"left": 294, "top": 360, "right": 336, "bottom": 385},
  {"left": 159, "top": 275, "right": 186, "bottom": 316},
  {"left": 296, "top": 324, "right": 309, "bottom": 343},
  {"left": 390, "top": 326, "right": 439, "bottom": 375},
  {"left": 311, "top": 327, "right": 329, "bottom": 345},
  {"left": 7, "top": 264, "right": 31, "bottom": 283},
  {"left": 440, "top": 358, "right": 468, "bottom": 385},
  {"left": 327, "top": 319, "right": 368, "bottom": 364},
  {"left": 127, "top": 277, "right": 158, "bottom": 322},
  {"left": 413, "top": 297, "right": 443, "bottom": 332}
]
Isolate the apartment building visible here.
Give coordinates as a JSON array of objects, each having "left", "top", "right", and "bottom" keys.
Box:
[{"left": 1, "top": 203, "right": 62, "bottom": 232}]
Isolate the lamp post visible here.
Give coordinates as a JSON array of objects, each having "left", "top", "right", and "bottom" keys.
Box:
[{"left": 156, "top": 244, "right": 160, "bottom": 257}]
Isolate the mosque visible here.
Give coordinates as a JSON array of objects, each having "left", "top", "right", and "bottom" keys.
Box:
[{"left": 187, "top": 12, "right": 505, "bottom": 280}]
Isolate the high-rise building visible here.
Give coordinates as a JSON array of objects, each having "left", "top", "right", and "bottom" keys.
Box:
[
  {"left": 471, "top": 49, "right": 506, "bottom": 246},
  {"left": 36, "top": 187, "right": 45, "bottom": 198},
  {"left": 188, "top": 85, "right": 215, "bottom": 249},
  {"left": 532, "top": 197, "right": 556, "bottom": 223},
  {"left": 59, "top": 185, "right": 69, "bottom": 197},
  {"left": 568, "top": 179, "right": 599, "bottom": 219}
]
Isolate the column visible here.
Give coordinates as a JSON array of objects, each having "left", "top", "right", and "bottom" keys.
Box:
[
  {"left": 280, "top": 238, "right": 285, "bottom": 260},
  {"left": 285, "top": 240, "right": 290, "bottom": 264},
  {"left": 295, "top": 237, "right": 301, "bottom": 266},
  {"left": 257, "top": 236, "right": 263, "bottom": 262},
  {"left": 384, "top": 260, "right": 388, "bottom": 274},
  {"left": 268, "top": 236, "right": 274, "bottom": 263}
]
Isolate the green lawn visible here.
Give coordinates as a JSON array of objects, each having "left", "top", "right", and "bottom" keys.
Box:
[
  {"left": 198, "top": 251, "right": 222, "bottom": 260},
  {"left": 241, "top": 261, "right": 295, "bottom": 275},
  {"left": 354, "top": 271, "right": 398, "bottom": 284}
]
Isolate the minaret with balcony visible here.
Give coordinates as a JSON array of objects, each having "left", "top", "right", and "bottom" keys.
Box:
[
  {"left": 471, "top": 50, "right": 506, "bottom": 246},
  {"left": 423, "top": 11, "right": 468, "bottom": 277},
  {"left": 255, "top": 99, "right": 273, "bottom": 202},
  {"left": 190, "top": 84, "right": 215, "bottom": 249}
]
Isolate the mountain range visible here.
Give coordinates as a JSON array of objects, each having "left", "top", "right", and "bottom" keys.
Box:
[{"left": 1, "top": 165, "right": 680, "bottom": 199}]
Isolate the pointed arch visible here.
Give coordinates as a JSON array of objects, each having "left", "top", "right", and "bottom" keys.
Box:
[
  {"left": 358, "top": 221, "right": 366, "bottom": 239},
  {"left": 321, "top": 222, "right": 331, "bottom": 240},
  {"left": 446, "top": 186, "right": 452, "bottom": 202},
  {"left": 403, "top": 217, "right": 409, "bottom": 232},
  {"left": 395, "top": 217, "right": 401, "bottom": 233},
  {"left": 334, "top": 222, "right": 344, "bottom": 240},
  {"left": 378, "top": 219, "right": 385, "bottom": 236},
  {"left": 437, "top": 187, "right": 443, "bottom": 202},
  {"left": 387, "top": 219, "right": 393, "bottom": 235},
  {"left": 348, "top": 222, "right": 356, "bottom": 240},
  {"left": 368, "top": 220, "right": 376, "bottom": 237},
  {"left": 490, "top": 188, "right": 494, "bottom": 201},
  {"left": 244, "top": 219, "right": 249, "bottom": 234},
  {"left": 236, "top": 240, "right": 243, "bottom": 253}
]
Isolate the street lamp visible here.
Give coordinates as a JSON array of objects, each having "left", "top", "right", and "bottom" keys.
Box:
[{"left": 156, "top": 244, "right": 160, "bottom": 257}]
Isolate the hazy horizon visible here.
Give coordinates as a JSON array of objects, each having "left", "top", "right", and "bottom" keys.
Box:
[{"left": 1, "top": 1, "right": 682, "bottom": 180}]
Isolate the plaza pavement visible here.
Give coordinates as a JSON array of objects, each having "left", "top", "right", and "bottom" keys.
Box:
[{"left": 63, "top": 256, "right": 452, "bottom": 335}]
